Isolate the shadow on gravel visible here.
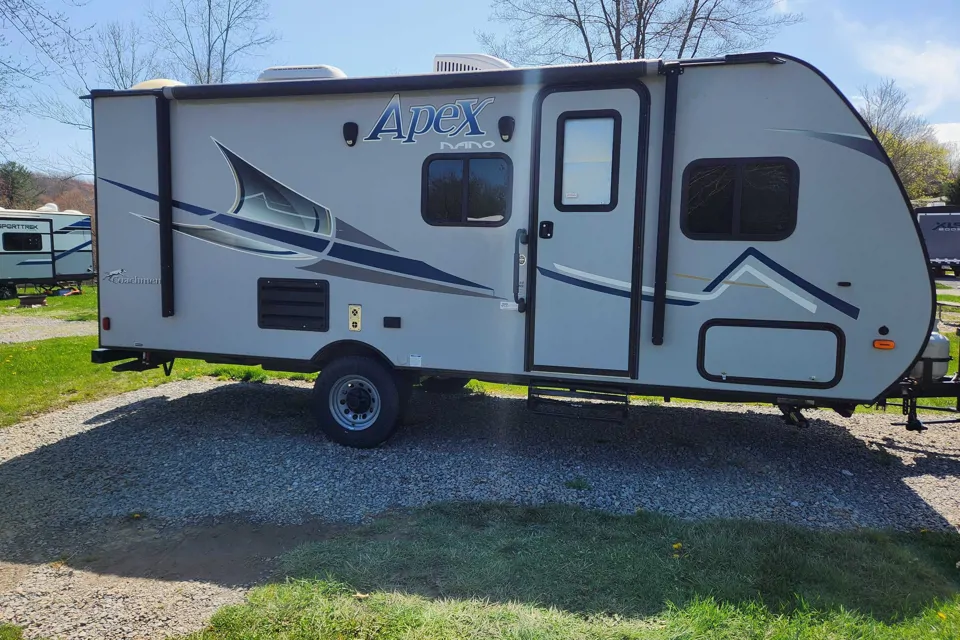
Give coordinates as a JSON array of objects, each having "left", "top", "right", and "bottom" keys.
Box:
[{"left": 1, "top": 382, "right": 958, "bottom": 599}]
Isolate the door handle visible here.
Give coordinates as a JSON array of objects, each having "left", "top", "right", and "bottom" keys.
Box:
[
  {"left": 539, "top": 221, "right": 554, "bottom": 239},
  {"left": 514, "top": 229, "right": 527, "bottom": 313}
]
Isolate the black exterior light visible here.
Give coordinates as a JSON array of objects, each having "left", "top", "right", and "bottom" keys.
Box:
[
  {"left": 498, "top": 116, "right": 515, "bottom": 142},
  {"left": 343, "top": 122, "right": 359, "bottom": 146}
]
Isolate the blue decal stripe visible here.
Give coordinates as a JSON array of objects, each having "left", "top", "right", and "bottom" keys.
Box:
[
  {"left": 212, "top": 214, "right": 330, "bottom": 253},
  {"left": 703, "top": 248, "right": 860, "bottom": 319},
  {"left": 54, "top": 240, "right": 92, "bottom": 261},
  {"left": 100, "top": 178, "right": 217, "bottom": 216},
  {"left": 17, "top": 240, "right": 92, "bottom": 265},
  {"left": 537, "top": 268, "right": 698, "bottom": 306},
  {"left": 328, "top": 243, "right": 492, "bottom": 291}
]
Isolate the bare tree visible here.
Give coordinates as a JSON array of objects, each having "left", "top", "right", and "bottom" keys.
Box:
[
  {"left": 97, "top": 21, "right": 163, "bottom": 90},
  {"left": 149, "top": 0, "right": 278, "bottom": 85},
  {"left": 0, "top": 0, "right": 84, "bottom": 157},
  {"left": 859, "top": 78, "right": 952, "bottom": 199},
  {"left": 477, "top": 0, "right": 802, "bottom": 66},
  {"left": 27, "top": 19, "right": 164, "bottom": 134}
]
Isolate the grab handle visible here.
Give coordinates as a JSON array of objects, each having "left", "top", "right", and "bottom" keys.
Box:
[{"left": 514, "top": 229, "right": 528, "bottom": 313}]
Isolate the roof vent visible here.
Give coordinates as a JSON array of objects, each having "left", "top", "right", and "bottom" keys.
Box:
[
  {"left": 257, "top": 65, "right": 347, "bottom": 82},
  {"left": 36, "top": 203, "right": 59, "bottom": 212},
  {"left": 433, "top": 54, "right": 513, "bottom": 73},
  {"left": 130, "top": 78, "right": 185, "bottom": 90}
]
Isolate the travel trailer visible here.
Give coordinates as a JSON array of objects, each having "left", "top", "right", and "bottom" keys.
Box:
[
  {"left": 88, "top": 52, "right": 947, "bottom": 447},
  {"left": 0, "top": 204, "right": 94, "bottom": 299},
  {"left": 915, "top": 205, "right": 960, "bottom": 275}
]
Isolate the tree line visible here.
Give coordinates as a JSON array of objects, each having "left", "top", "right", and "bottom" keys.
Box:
[
  {"left": 1, "top": 0, "right": 956, "bottom": 205},
  {"left": 0, "top": 160, "right": 94, "bottom": 212}
]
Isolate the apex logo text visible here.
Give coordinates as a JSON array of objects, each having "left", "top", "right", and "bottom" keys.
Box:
[{"left": 364, "top": 93, "right": 495, "bottom": 144}]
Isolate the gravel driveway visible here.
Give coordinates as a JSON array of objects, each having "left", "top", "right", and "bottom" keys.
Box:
[
  {"left": 2, "top": 379, "right": 960, "bottom": 638},
  {"left": 0, "top": 315, "right": 97, "bottom": 344}
]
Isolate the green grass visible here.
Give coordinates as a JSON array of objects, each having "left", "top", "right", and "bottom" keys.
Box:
[
  {"left": 936, "top": 282, "right": 951, "bottom": 290},
  {"left": 0, "top": 626, "right": 25, "bottom": 640},
  {"left": 0, "top": 286, "right": 99, "bottom": 321},
  {"left": 186, "top": 503, "right": 960, "bottom": 640},
  {"left": 563, "top": 476, "right": 592, "bottom": 490},
  {"left": 0, "top": 336, "right": 314, "bottom": 428},
  {"left": 937, "top": 293, "right": 960, "bottom": 305}
]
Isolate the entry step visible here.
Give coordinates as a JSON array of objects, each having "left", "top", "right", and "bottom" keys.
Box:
[{"left": 527, "top": 384, "right": 629, "bottom": 423}]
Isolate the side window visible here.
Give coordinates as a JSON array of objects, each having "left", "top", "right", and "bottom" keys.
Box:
[
  {"left": 2, "top": 233, "right": 43, "bottom": 252},
  {"left": 555, "top": 110, "right": 621, "bottom": 212},
  {"left": 422, "top": 154, "right": 512, "bottom": 227},
  {"left": 682, "top": 158, "right": 798, "bottom": 240}
]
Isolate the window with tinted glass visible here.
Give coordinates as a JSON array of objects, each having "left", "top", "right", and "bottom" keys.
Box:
[
  {"left": 681, "top": 158, "right": 798, "bottom": 240},
  {"left": 422, "top": 154, "right": 512, "bottom": 226},
  {"left": 2, "top": 232, "right": 42, "bottom": 252},
  {"left": 555, "top": 110, "right": 621, "bottom": 211}
]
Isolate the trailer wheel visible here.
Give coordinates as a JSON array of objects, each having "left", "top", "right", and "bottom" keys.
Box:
[
  {"left": 313, "top": 356, "right": 400, "bottom": 448},
  {"left": 0, "top": 283, "right": 15, "bottom": 300},
  {"left": 420, "top": 376, "right": 472, "bottom": 394}
]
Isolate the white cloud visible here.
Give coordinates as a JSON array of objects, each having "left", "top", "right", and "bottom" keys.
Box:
[
  {"left": 838, "top": 16, "right": 960, "bottom": 116},
  {"left": 934, "top": 123, "right": 960, "bottom": 146},
  {"left": 773, "top": 0, "right": 790, "bottom": 14}
]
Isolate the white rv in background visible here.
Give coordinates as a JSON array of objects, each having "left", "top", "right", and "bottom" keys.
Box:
[
  {"left": 88, "top": 51, "right": 946, "bottom": 447},
  {"left": 0, "top": 204, "right": 94, "bottom": 299}
]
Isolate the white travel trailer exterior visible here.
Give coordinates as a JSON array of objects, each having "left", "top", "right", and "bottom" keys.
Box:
[
  {"left": 88, "top": 52, "right": 939, "bottom": 447},
  {"left": 0, "top": 205, "right": 94, "bottom": 299}
]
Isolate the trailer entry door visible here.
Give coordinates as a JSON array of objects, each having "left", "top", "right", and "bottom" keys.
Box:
[{"left": 527, "top": 85, "right": 646, "bottom": 377}]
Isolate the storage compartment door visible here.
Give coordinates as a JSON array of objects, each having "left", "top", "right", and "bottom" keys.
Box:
[{"left": 698, "top": 320, "right": 844, "bottom": 388}]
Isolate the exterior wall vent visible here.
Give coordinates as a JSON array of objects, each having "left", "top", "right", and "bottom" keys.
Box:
[{"left": 433, "top": 54, "right": 513, "bottom": 73}]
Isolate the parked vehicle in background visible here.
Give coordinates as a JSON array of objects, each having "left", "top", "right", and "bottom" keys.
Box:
[
  {"left": 0, "top": 204, "right": 94, "bottom": 299},
  {"left": 915, "top": 205, "right": 960, "bottom": 277}
]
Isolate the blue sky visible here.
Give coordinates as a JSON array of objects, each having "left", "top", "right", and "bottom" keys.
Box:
[{"left": 9, "top": 0, "right": 960, "bottom": 172}]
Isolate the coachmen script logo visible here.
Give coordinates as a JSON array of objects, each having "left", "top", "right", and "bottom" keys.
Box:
[
  {"left": 364, "top": 93, "right": 495, "bottom": 144},
  {"left": 103, "top": 268, "right": 160, "bottom": 285}
]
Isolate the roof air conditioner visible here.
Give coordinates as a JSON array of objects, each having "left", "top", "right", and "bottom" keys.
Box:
[
  {"left": 433, "top": 54, "right": 513, "bottom": 73},
  {"left": 257, "top": 65, "right": 347, "bottom": 82}
]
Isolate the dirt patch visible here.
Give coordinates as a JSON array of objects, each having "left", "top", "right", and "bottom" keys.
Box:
[
  {"left": 0, "top": 316, "right": 97, "bottom": 344},
  {"left": 0, "top": 516, "right": 343, "bottom": 639}
]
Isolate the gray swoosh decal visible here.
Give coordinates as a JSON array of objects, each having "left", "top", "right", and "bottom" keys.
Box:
[
  {"left": 334, "top": 218, "right": 396, "bottom": 252},
  {"left": 299, "top": 259, "right": 500, "bottom": 298},
  {"left": 768, "top": 129, "right": 886, "bottom": 163}
]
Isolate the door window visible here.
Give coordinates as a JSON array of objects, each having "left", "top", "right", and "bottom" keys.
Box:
[{"left": 555, "top": 110, "right": 621, "bottom": 212}]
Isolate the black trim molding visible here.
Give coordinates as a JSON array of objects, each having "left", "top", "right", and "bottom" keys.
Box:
[
  {"left": 696, "top": 318, "right": 845, "bottom": 389},
  {"left": 679, "top": 156, "right": 800, "bottom": 242},
  {"left": 651, "top": 63, "right": 681, "bottom": 347},
  {"left": 553, "top": 109, "right": 622, "bottom": 212},
  {"left": 156, "top": 95, "right": 174, "bottom": 317}
]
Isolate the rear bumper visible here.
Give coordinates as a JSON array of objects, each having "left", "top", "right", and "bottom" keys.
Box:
[{"left": 91, "top": 348, "right": 141, "bottom": 364}]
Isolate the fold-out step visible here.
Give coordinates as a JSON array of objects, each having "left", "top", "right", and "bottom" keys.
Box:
[{"left": 527, "top": 384, "right": 630, "bottom": 423}]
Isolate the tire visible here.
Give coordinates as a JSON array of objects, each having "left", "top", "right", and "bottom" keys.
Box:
[
  {"left": 0, "top": 283, "right": 15, "bottom": 300},
  {"left": 420, "top": 376, "right": 472, "bottom": 394},
  {"left": 312, "top": 356, "right": 400, "bottom": 448}
]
